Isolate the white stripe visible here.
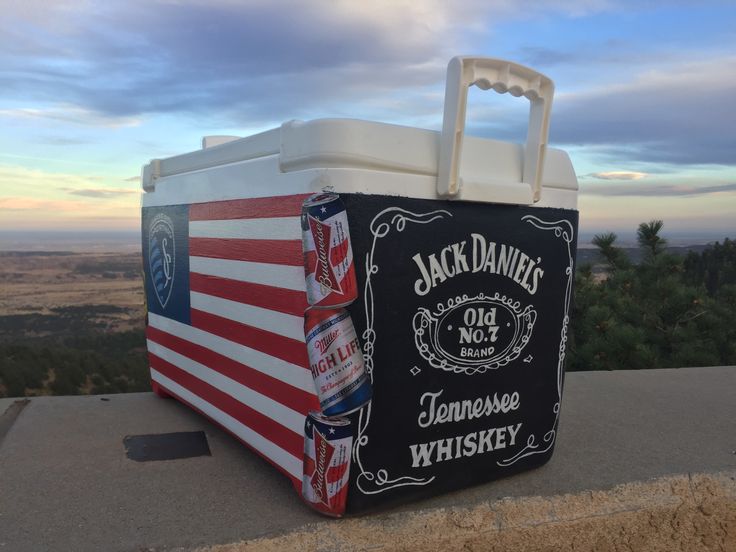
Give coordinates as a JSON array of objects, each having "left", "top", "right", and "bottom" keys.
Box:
[
  {"left": 148, "top": 340, "right": 305, "bottom": 435},
  {"left": 189, "top": 217, "right": 301, "bottom": 240},
  {"left": 190, "top": 291, "right": 305, "bottom": 342},
  {"left": 150, "top": 369, "right": 302, "bottom": 480},
  {"left": 189, "top": 256, "right": 305, "bottom": 292},
  {"left": 148, "top": 312, "right": 315, "bottom": 394}
]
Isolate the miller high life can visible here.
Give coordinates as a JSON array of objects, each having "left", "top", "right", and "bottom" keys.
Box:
[
  {"left": 302, "top": 411, "right": 352, "bottom": 517},
  {"left": 301, "top": 192, "right": 358, "bottom": 308},
  {"left": 304, "top": 307, "right": 372, "bottom": 417}
]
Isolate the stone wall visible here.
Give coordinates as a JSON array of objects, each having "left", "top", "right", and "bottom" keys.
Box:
[{"left": 208, "top": 472, "right": 736, "bottom": 552}]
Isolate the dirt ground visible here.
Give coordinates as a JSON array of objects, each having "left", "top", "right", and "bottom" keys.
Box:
[{"left": 0, "top": 251, "right": 145, "bottom": 337}]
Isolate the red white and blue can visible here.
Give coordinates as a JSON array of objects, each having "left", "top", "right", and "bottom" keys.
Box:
[
  {"left": 304, "top": 307, "right": 372, "bottom": 417},
  {"left": 301, "top": 192, "right": 358, "bottom": 308},
  {"left": 302, "top": 411, "right": 352, "bottom": 517}
]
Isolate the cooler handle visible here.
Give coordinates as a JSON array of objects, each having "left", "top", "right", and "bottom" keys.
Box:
[{"left": 438, "top": 56, "right": 555, "bottom": 202}]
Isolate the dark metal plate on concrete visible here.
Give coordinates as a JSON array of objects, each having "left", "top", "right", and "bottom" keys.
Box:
[{"left": 124, "top": 431, "right": 211, "bottom": 462}]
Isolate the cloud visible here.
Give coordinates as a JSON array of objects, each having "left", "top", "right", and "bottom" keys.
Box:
[
  {"left": 516, "top": 46, "right": 582, "bottom": 67},
  {"left": 36, "top": 136, "right": 92, "bottom": 146},
  {"left": 581, "top": 182, "right": 736, "bottom": 197},
  {"left": 476, "top": 55, "right": 736, "bottom": 166},
  {"left": 0, "top": 198, "right": 141, "bottom": 229},
  {"left": 0, "top": 106, "right": 141, "bottom": 128},
  {"left": 59, "top": 187, "right": 139, "bottom": 198},
  {"left": 0, "top": 197, "right": 90, "bottom": 211},
  {"left": 0, "top": 165, "right": 139, "bottom": 203},
  {"left": 425, "top": 51, "right": 736, "bottom": 168},
  {"left": 0, "top": 1, "right": 446, "bottom": 120},
  {"left": 124, "top": 176, "right": 141, "bottom": 182},
  {"left": 1, "top": 0, "right": 732, "bottom": 171},
  {"left": 549, "top": 56, "right": 736, "bottom": 165},
  {"left": 0, "top": 164, "right": 100, "bottom": 188},
  {"left": 0, "top": 0, "right": 615, "bottom": 126},
  {"left": 0, "top": 165, "right": 141, "bottom": 230},
  {"left": 585, "top": 171, "right": 648, "bottom": 180}
]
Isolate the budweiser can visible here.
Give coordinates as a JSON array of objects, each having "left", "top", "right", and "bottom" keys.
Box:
[
  {"left": 304, "top": 307, "right": 372, "bottom": 416},
  {"left": 301, "top": 192, "right": 358, "bottom": 308},
  {"left": 302, "top": 411, "right": 352, "bottom": 517}
]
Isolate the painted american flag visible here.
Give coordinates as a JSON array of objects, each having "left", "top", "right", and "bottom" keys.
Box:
[{"left": 143, "top": 194, "right": 320, "bottom": 488}]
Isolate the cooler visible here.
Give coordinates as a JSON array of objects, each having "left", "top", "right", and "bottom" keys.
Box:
[{"left": 140, "top": 57, "right": 579, "bottom": 514}]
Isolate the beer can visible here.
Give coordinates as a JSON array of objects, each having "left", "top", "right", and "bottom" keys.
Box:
[
  {"left": 302, "top": 411, "right": 352, "bottom": 517},
  {"left": 301, "top": 192, "right": 358, "bottom": 308},
  {"left": 304, "top": 307, "right": 372, "bottom": 417}
]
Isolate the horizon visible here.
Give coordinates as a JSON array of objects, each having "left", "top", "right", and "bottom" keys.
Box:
[
  {"left": 1, "top": 227, "right": 732, "bottom": 253},
  {"left": 1, "top": 1, "right": 734, "bottom": 234}
]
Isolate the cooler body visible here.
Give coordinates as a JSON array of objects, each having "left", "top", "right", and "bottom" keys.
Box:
[
  {"left": 141, "top": 188, "right": 577, "bottom": 512},
  {"left": 140, "top": 58, "right": 579, "bottom": 513}
]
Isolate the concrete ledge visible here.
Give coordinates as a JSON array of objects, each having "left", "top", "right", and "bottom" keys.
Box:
[
  {"left": 207, "top": 471, "right": 736, "bottom": 551},
  {"left": 1, "top": 366, "right": 735, "bottom": 551}
]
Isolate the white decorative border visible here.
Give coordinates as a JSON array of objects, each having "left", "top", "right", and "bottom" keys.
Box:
[
  {"left": 412, "top": 293, "right": 537, "bottom": 375},
  {"left": 354, "top": 207, "right": 451, "bottom": 495},
  {"left": 352, "top": 208, "right": 575, "bottom": 490},
  {"left": 497, "top": 215, "right": 574, "bottom": 467}
]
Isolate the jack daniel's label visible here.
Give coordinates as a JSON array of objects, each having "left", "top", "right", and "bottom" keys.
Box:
[{"left": 338, "top": 194, "right": 578, "bottom": 512}]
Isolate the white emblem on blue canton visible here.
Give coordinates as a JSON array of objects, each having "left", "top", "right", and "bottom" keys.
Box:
[{"left": 149, "top": 213, "right": 176, "bottom": 309}]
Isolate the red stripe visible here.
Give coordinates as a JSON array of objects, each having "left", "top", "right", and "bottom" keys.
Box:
[
  {"left": 190, "top": 273, "right": 308, "bottom": 317},
  {"left": 190, "top": 238, "right": 303, "bottom": 266},
  {"left": 150, "top": 353, "right": 303, "bottom": 459},
  {"left": 191, "top": 309, "right": 309, "bottom": 368},
  {"left": 189, "top": 194, "right": 310, "bottom": 221},
  {"left": 150, "top": 377, "right": 301, "bottom": 490},
  {"left": 147, "top": 325, "right": 318, "bottom": 414}
]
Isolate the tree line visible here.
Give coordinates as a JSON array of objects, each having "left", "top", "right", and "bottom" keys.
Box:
[
  {"left": 568, "top": 222, "right": 735, "bottom": 371},
  {"left": 0, "top": 331, "right": 149, "bottom": 397},
  {"left": 1, "top": 221, "right": 734, "bottom": 397}
]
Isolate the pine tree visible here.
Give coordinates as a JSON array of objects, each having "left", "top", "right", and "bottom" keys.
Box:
[
  {"left": 568, "top": 222, "right": 735, "bottom": 371},
  {"left": 637, "top": 220, "right": 667, "bottom": 257},
  {"left": 591, "top": 232, "right": 630, "bottom": 271}
]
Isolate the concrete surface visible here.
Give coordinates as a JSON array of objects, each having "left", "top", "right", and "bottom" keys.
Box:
[{"left": 0, "top": 366, "right": 734, "bottom": 551}]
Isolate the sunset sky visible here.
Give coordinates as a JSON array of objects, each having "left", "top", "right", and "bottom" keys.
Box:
[{"left": 1, "top": 1, "right": 734, "bottom": 240}]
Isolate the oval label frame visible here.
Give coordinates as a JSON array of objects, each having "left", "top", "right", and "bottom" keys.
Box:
[{"left": 412, "top": 293, "right": 537, "bottom": 375}]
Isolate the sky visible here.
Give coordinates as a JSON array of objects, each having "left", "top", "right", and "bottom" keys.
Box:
[{"left": 0, "top": 0, "right": 734, "bottom": 241}]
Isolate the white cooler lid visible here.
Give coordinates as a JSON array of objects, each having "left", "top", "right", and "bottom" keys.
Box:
[{"left": 142, "top": 58, "right": 578, "bottom": 207}]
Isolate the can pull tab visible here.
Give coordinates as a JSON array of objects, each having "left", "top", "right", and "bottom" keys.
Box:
[{"left": 437, "top": 57, "right": 555, "bottom": 202}]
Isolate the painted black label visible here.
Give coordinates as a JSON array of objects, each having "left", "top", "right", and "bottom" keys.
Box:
[{"left": 341, "top": 195, "right": 578, "bottom": 511}]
